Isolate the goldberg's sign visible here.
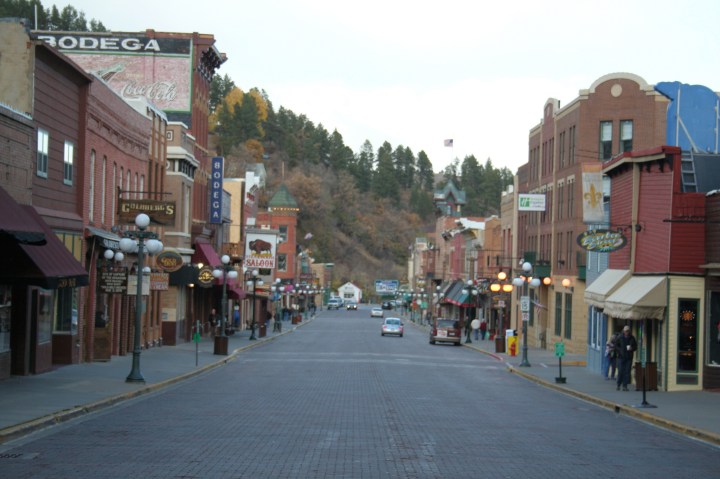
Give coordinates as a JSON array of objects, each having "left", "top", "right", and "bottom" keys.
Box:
[
  {"left": 119, "top": 199, "right": 176, "bottom": 226},
  {"left": 577, "top": 229, "right": 627, "bottom": 253},
  {"left": 209, "top": 157, "right": 223, "bottom": 224}
]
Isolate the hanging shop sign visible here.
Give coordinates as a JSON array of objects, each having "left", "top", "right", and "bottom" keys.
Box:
[
  {"left": 577, "top": 229, "right": 627, "bottom": 253},
  {"left": 118, "top": 199, "right": 176, "bottom": 226},
  {"left": 156, "top": 250, "right": 184, "bottom": 272},
  {"left": 197, "top": 266, "right": 215, "bottom": 288}
]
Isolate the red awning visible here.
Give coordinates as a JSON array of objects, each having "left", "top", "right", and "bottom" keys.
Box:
[
  {"left": 227, "top": 286, "right": 246, "bottom": 300},
  {"left": 192, "top": 241, "right": 222, "bottom": 269},
  {"left": 2, "top": 206, "right": 89, "bottom": 289},
  {"left": 0, "top": 186, "right": 46, "bottom": 245}
]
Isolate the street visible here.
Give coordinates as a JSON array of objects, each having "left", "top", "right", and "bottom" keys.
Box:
[{"left": 1, "top": 307, "right": 717, "bottom": 479}]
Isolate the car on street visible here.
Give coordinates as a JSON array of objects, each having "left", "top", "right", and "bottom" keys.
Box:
[
  {"left": 381, "top": 317, "right": 403, "bottom": 337},
  {"left": 381, "top": 301, "right": 393, "bottom": 310},
  {"left": 327, "top": 298, "right": 343, "bottom": 310},
  {"left": 346, "top": 302, "right": 358, "bottom": 310},
  {"left": 429, "top": 318, "right": 462, "bottom": 345},
  {"left": 370, "top": 307, "right": 384, "bottom": 318}
]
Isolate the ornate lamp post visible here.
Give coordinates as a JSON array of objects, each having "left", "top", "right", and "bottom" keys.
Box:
[
  {"left": 490, "top": 271, "right": 514, "bottom": 353},
  {"left": 119, "top": 213, "right": 163, "bottom": 383},
  {"left": 212, "top": 254, "right": 238, "bottom": 355},
  {"left": 512, "top": 261, "right": 541, "bottom": 367},
  {"left": 462, "top": 280, "right": 481, "bottom": 343},
  {"left": 246, "top": 269, "right": 262, "bottom": 340},
  {"left": 271, "top": 278, "right": 284, "bottom": 332}
]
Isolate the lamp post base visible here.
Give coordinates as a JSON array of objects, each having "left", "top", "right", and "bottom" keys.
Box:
[
  {"left": 213, "top": 335, "right": 229, "bottom": 355},
  {"left": 495, "top": 336, "right": 505, "bottom": 353}
]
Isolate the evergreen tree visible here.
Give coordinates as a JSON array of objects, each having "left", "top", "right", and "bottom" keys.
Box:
[
  {"left": 416, "top": 151, "right": 434, "bottom": 191},
  {"left": 210, "top": 74, "right": 235, "bottom": 114},
  {"left": 353, "top": 140, "right": 374, "bottom": 192},
  {"left": 372, "top": 141, "right": 400, "bottom": 201}
]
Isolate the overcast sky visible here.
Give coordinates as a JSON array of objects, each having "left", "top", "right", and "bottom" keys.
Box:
[{"left": 59, "top": 0, "right": 720, "bottom": 174}]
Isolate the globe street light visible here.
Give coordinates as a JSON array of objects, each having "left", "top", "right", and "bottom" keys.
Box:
[
  {"left": 490, "top": 272, "right": 514, "bottom": 353},
  {"left": 119, "top": 213, "right": 163, "bottom": 383},
  {"left": 212, "top": 254, "right": 238, "bottom": 355},
  {"left": 513, "top": 261, "right": 541, "bottom": 367},
  {"left": 246, "top": 270, "right": 262, "bottom": 340}
]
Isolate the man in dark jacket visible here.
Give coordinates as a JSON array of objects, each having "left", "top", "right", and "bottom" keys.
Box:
[{"left": 616, "top": 325, "right": 638, "bottom": 391}]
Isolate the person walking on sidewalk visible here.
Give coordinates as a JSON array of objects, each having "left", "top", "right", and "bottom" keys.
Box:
[
  {"left": 603, "top": 333, "right": 618, "bottom": 380},
  {"left": 616, "top": 325, "right": 637, "bottom": 391},
  {"left": 479, "top": 320, "right": 488, "bottom": 340}
]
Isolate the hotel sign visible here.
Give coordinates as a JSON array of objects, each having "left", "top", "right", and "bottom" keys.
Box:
[
  {"left": 518, "top": 194, "right": 546, "bottom": 211},
  {"left": 577, "top": 229, "right": 627, "bottom": 253}
]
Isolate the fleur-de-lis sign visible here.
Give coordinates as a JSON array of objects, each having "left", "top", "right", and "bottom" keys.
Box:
[{"left": 584, "top": 183, "right": 602, "bottom": 208}]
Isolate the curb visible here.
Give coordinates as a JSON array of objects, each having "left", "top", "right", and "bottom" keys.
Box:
[{"left": 0, "top": 318, "right": 313, "bottom": 445}]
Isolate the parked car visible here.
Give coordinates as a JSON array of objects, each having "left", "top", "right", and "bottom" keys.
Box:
[
  {"left": 345, "top": 302, "right": 358, "bottom": 310},
  {"left": 370, "top": 307, "right": 384, "bottom": 318},
  {"left": 429, "top": 318, "right": 462, "bottom": 345},
  {"left": 381, "top": 317, "right": 403, "bottom": 337}
]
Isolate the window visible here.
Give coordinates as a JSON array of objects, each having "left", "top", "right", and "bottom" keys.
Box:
[
  {"left": 677, "top": 299, "right": 699, "bottom": 373},
  {"left": 55, "top": 288, "right": 78, "bottom": 334},
  {"left": 564, "top": 293, "right": 572, "bottom": 339},
  {"left": 557, "top": 182, "right": 564, "bottom": 220},
  {"left": 569, "top": 126, "right": 576, "bottom": 164},
  {"left": 566, "top": 179, "right": 574, "bottom": 218},
  {"left": 558, "top": 131, "right": 566, "bottom": 168},
  {"left": 37, "top": 129, "right": 49, "bottom": 178},
  {"left": 620, "top": 120, "right": 633, "bottom": 152},
  {"left": 277, "top": 254, "right": 287, "bottom": 272},
  {"left": 279, "top": 226, "right": 288, "bottom": 243},
  {"left": 63, "top": 141, "right": 74, "bottom": 185},
  {"left": 89, "top": 150, "right": 96, "bottom": 221},
  {"left": 554, "top": 292, "right": 562, "bottom": 336},
  {"left": 0, "top": 285, "right": 11, "bottom": 353},
  {"left": 600, "top": 121, "right": 612, "bottom": 160}
]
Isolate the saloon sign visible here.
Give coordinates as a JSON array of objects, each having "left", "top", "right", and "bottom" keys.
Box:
[
  {"left": 577, "top": 229, "right": 627, "bottom": 253},
  {"left": 245, "top": 231, "right": 277, "bottom": 269}
]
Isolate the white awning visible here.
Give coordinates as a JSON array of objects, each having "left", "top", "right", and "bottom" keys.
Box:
[
  {"left": 584, "top": 269, "right": 631, "bottom": 308},
  {"left": 603, "top": 276, "right": 667, "bottom": 320}
]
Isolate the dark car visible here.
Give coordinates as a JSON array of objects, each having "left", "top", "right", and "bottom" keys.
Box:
[
  {"left": 429, "top": 318, "right": 462, "bottom": 345},
  {"left": 381, "top": 301, "right": 393, "bottom": 310},
  {"left": 346, "top": 302, "right": 358, "bottom": 310}
]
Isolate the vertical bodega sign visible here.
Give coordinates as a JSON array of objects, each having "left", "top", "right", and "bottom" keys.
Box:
[{"left": 210, "top": 156, "right": 223, "bottom": 224}]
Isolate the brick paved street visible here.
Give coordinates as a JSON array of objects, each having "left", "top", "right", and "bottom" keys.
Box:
[{"left": 1, "top": 309, "right": 717, "bottom": 478}]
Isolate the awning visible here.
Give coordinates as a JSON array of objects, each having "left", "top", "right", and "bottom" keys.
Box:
[
  {"left": 85, "top": 226, "right": 121, "bottom": 250},
  {"left": 603, "top": 276, "right": 667, "bottom": 320},
  {"left": 227, "top": 286, "right": 246, "bottom": 300},
  {"left": 440, "top": 280, "right": 463, "bottom": 304},
  {"left": 584, "top": 269, "right": 631, "bottom": 308},
  {"left": 1, "top": 206, "right": 89, "bottom": 289},
  {"left": 0, "top": 186, "right": 46, "bottom": 245},
  {"left": 192, "top": 241, "right": 222, "bottom": 269}
]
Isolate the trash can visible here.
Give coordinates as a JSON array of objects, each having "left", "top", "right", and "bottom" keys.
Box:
[
  {"left": 634, "top": 362, "right": 658, "bottom": 391},
  {"left": 495, "top": 335, "right": 505, "bottom": 353},
  {"left": 505, "top": 329, "right": 516, "bottom": 355}
]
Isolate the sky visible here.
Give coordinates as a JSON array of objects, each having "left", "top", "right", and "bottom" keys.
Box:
[{"left": 57, "top": 0, "right": 720, "bottom": 174}]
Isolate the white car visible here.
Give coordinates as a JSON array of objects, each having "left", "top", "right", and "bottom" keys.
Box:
[{"left": 370, "top": 307, "right": 384, "bottom": 318}]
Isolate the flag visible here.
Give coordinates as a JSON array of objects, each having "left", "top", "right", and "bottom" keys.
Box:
[
  {"left": 304, "top": 232, "right": 313, "bottom": 240},
  {"left": 444, "top": 139, "right": 453, "bottom": 147},
  {"left": 582, "top": 163, "right": 604, "bottom": 224}
]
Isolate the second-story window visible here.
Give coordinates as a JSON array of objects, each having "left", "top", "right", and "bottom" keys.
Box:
[
  {"left": 63, "top": 141, "right": 74, "bottom": 185},
  {"left": 279, "top": 225, "right": 288, "bottom": 243},
  {"left": 621, "top": 120, "right": 633, "bottom": 152},
  {"left": 600, "top": 121, "right": 612, "bottom": 160},
  {"left": 37, "top": 129, "right": 49, "bottom": 178}
]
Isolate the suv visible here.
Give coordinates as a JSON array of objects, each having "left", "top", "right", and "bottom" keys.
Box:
[
  {"left": 327, "top": 298, "right": 343, "bottom": 310},
  {"left": 429, "top": 318, "right": 462, "bottom": 345}
]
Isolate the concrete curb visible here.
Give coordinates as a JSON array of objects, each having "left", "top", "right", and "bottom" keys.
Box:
[{"left": 0, "top": 318, "right": 313, "bottom": 445}]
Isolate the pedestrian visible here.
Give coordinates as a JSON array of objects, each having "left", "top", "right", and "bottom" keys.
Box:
[
  {"left": 233, "top": 305, "right": 240, "bottom": 329},
  {"left": 479, "top": 320, "right": 488, "bottom": 340},
  {"left": 207, "top": 308, "right": 219, "bottom": 337},
  {"left": 616, "top": 325, "right": 637, "bottom": 391},
  {"left": 603, "top": 333, "right": 618, "bottom": 380}
]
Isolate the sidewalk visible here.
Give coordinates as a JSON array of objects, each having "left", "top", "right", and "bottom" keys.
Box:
[
  {"left": 0, "top": 317, "right": 309, "bottom": 444},
  {"left": 407, "top": 316, "right": 720, "bottom": 447},
  {"left": 1, "top": 314, "right": 719, "bottom": 448}
]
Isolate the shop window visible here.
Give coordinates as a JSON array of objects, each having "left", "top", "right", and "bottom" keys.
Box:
[
  {"left": 708, "top": 292, "right": 720, "bottom": 368},
  {"left": 0, "top": 285, "right": 11, "bottom": 353},
  {"left": 55, "top": 288, "right": 78, "bottom": 334},
  {"left": 677, "top": 299, "right": 699, "bottom": 373},
  {"left": 33, "top": 289, "right": 53, "bottom": 345},
  {"left": 554, "top": 292, "right": 562, "bottom": 336}
]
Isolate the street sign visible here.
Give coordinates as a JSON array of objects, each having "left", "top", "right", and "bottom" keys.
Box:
[
  {"left": 522, "top": 312, "right": 529, "bottom": 322},
  {"left": 554, "top": 341, "right": 565, "bottom": 357},
  {"left": 521, "top": 296, "right": 530, "bottom": 312}
]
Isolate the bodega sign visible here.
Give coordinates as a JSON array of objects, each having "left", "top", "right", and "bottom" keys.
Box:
[
  {"left": 577, "top": 229, "right": 627, "bottom": 253},
  {"left": 209, "top": 157, "right": 223, "bottom": 224}
]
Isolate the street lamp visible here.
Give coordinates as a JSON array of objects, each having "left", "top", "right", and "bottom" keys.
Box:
[
  {"left": 462, "top": 280, "right": 480, "bottom": 344},
  {"left": 212, "top": 254, "right": 238, "bottom": 355},
  {"left": 271, "top": 279, "right": 284, "bottom": 332},
  {"left": 513, "top": 261, "right": 541, "bottom": 367},
  {"left": 490, "top": 271, "right": 514, "bottom": 353},
  {"left": 246, "top": 269, "right": 262, "bottom": 340},
  {"left": 119, "top": 213, "right": 163, "bottom": 383}
]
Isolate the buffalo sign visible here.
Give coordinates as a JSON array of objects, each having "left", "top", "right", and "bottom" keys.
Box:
[{"left": 245, "top": 231, "right": 277, "bottom": 269}]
